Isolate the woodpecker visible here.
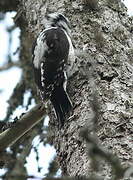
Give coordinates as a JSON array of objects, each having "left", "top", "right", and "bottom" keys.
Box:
[{"left": 32, "top": 12, "right": 74, "bottom": 126}]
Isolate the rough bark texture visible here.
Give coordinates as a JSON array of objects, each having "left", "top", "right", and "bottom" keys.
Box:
[
  {"left": 19, "top": 0, "right": 133, "bottom": 178},
  {"left": 1, "top": 0, "right": 133, "bottom": 179}
]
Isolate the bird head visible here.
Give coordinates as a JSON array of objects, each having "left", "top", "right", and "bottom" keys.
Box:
[{"left": 45, "top": 12, "right": 71, "bottom": 36}]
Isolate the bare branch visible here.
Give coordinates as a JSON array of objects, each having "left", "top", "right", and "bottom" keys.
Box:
[
  {"left": 0, "top": 103, "right": 47, "bottom": 151},
  {"left": 0, "top": 62, "right": 20, "bottom": 71}
]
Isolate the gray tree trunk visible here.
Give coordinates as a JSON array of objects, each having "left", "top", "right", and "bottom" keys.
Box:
[{"left": 0, "top": 0, "right": 133, "bottom": 179}]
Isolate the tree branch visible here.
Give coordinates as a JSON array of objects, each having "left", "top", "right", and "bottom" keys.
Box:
[
  {"left": 0, "top": 103, "right": 47, "bottom": 151},
  {"left": 0, "top": 62, "right": 20, "bottom": 71}
]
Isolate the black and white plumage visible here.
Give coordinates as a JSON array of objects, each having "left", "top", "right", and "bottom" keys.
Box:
[{"left": 32, "top": 13, "right": 74, "bottom": 126}]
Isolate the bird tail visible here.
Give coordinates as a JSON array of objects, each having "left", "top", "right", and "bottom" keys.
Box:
[{"left": 50, "top": 86, "right": 73, "bottom": 126}]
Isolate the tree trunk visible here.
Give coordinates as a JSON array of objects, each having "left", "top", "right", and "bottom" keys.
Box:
[
  {"left": 19, "top": 0, "right": 133, "bottom": 178},
  {"left": 1, "top": 0, "right": 133, "bottom": 179}
]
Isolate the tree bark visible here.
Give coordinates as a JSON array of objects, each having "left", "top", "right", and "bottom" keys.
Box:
[
  {"left": 1, "top": 0, "right": 133, "bottom": 179},
  {"left": 20, "top": 0, "right": 133, "bottom": 178}
]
